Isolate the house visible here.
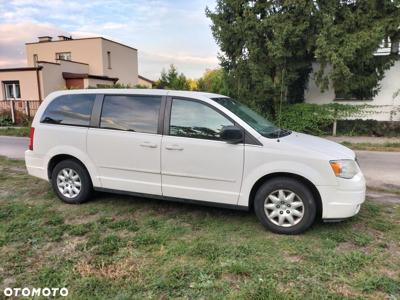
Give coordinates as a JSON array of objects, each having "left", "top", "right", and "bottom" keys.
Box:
[
  {"left": 0, "top": 35, "right": 152, "bottom": 102},
  {"left": 138, "top": 75, "right": 154, "bottom": 88},
  {"left": 305, "top": 40, "right": 400, "bottom": 121}
]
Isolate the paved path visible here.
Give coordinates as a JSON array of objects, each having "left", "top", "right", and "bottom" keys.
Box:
[
  {"left": 0, "top": 136, "right": 28, "bottom": 159},
  {"left": 355, "top": 150, "right": 400, "bottom": 189},
  {"left": 1, "top": 136, "right": 399, "bottom": 190}
]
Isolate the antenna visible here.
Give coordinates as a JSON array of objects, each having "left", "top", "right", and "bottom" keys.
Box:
[{"left": 277, "top": 62, "right": 286, "bottom": 141}]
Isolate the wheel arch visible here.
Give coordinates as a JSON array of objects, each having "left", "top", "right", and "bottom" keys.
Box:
[
  {"left": 48, "top": 154, "right": 87, "bottom": 179},
  {"left": 248, "top": 172, "right": 322, "bottom": 220}
]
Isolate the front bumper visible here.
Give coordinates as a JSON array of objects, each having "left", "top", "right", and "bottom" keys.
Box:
[
  {"left": 318, "top": 172, "right": 366, "bottom": 219},
  {"left": 25, "top": 150, "right": 48, "bottom": 181}
]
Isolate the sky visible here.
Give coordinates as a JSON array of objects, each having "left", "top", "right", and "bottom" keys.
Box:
[{"left": 0, "top": 0, "right": 220, "bottom": 79}]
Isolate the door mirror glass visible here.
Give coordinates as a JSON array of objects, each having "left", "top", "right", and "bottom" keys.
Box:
[{"left": 220, "top": 126, "right": 243, "bottom": 144}]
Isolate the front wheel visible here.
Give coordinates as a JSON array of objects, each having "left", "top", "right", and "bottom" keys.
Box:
[{"left": 254, "top": 177, "right": 316, "bottom": 234}]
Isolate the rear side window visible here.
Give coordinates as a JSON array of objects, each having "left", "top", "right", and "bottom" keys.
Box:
[
  {"left": 41, "top": 94, "right": 96, "bottom": 126},
  {"left": 100, "top": 95, "right": 161, "bottom": 134}
]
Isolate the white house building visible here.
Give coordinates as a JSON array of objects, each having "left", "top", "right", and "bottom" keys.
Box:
[{"left": 305, "top": 41, "right": 400, "bottom": 121}]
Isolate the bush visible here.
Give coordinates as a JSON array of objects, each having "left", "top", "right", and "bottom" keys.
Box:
[
  {"left": 0, "top": 109, "right": 32, "bottom": 127},
  {"left": 278, "top": 103, "right": 367, "bottom": 135},
  {"left": 336, "top": 119, "right": 400, "bottom": 137}
]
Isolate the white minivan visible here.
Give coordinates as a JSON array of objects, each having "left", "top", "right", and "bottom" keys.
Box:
[{"left": 25, "top": 89, "right": 366, "bottom": 234}]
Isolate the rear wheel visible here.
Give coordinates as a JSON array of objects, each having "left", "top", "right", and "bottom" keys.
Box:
[
  {"left": 51, "top": 159, "right": 92, "bottom": 204},
  {"left": 254, "top": 177, "right": 316, "bottom": 234}
]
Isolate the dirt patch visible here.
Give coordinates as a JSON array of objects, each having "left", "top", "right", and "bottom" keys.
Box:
[
  {"left": 0, "top": 166, "right": 26, "bottom": 174},
  {"left": 327, "top": 283, "right": 356, "bottom": 298},
  {"left": 367, "top": 191, "right": 400, "bottom": 204},
  {"left": 41, "top": 236, "right": 87, "bottom": 258},
  {"left": 0, "top": 277, "right": 16, "bottom": 291},
  {"left": 64, "top": 213, "right": 100, "bottom": 225},
  {"left": 336, "top": 242, "right": 358, "bottom": 252},
  {"left": 285, "top": 255, "right": 303, "bottom": 263},
  {"left": 74, "top": 258, "right": 141, "bottom": 280}
]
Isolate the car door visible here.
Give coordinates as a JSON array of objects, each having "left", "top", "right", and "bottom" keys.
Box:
[
  {"left": 161, "top": 97, "right": 244, "bottom": 205},
  {"left": 87, "top": 94, "right": 164, "bottom": 195}
]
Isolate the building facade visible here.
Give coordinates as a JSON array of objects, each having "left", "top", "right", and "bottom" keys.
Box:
[
  {"left": 305, "top": 41, "right": 400, "bottom": 121},
  {"left": 0, "top": 35, "right": 142, "bottom": 102}
]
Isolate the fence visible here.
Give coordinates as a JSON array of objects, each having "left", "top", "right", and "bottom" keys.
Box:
[{"left": 0, "top": 100, "right": 41, "bottom": 124}]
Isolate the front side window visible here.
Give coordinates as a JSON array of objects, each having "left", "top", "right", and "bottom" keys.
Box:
[
  {"left": 3, "top": 81, "right": 21, "bottom": 99},
  {"left": 169, "top": 98, "right": 233, "bottom": 140},
  {"left": 41, "top": 94, "right": 95, "bottom": 126},
  {"left": 100, "top": 95, "right": 161, "bottom": 134},
  {"left": 56, "top": 52, "right": 71, "bottom": 61}
]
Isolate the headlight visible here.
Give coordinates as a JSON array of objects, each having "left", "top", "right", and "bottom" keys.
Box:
[{"left": 329, "top": 159, "right": 359, "bottom": 179}]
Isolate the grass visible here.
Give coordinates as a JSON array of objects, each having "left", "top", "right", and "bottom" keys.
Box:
[
  {"left": 0, "top": 156, "right": 399, "bottom": 299},
  {"left": 341, "top": 141, "right": 400, "bottom": 152},
  {"left": 0, "top": 126, "right": 30, "bottom": 137}
]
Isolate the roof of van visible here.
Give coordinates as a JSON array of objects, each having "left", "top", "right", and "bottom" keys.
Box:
[{"left": 51, "top": 89, "right": 228, "bottom": 99}]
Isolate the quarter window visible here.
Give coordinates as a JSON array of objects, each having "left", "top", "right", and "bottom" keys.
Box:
[
  {"left": 3, "top": 81, "right": 21, "bottom": 99},
  {"left": 100, "top": 95, "right": 161, "bottom": 134},
  {"left": 169, "top": 99, "right": 233, "bottom": 140},
  {"left": 41, "top": 94, "right": 96, "bottom": 126}
]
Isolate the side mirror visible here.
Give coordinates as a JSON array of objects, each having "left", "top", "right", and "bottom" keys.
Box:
[{"left": 220, "top": 125, "right": 243, "bottom": 144}]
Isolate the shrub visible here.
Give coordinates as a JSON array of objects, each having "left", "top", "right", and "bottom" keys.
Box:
[{"left": 278, "top": 103, "right": 367, "bottom": 135}]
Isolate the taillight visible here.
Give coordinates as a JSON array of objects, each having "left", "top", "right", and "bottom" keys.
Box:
[{"left": 29, "top": 127, "right": 35, "bottom": 150}]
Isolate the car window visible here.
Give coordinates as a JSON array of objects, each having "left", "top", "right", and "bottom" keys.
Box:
[
  {"left": 100, "top": 95, "right": 161, "bottom": 134},
  {"left": 41, "top": 94, "right": 95, "bottom": 126},
  {"left": 169, "top": 98, "right": 234, "bottom": 140}
]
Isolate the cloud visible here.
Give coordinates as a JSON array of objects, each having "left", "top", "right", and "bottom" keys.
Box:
[
  {"left": 0, "top": 0, "right": 220, "bottom": 77},
  {"left": 0, "top": 22, "right": 68, "bottom": 67}
]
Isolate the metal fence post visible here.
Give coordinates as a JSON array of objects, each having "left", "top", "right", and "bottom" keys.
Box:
[
  {"left": 25, "top": 101, "right": 31, "bottom": 118},
  {"left": 10, "top": 100, "right": 15, "bottom": 124}
]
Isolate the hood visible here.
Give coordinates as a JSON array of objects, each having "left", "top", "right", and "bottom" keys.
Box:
[{"left": 276, "top": 132, "right": 355, "bottom": 160}]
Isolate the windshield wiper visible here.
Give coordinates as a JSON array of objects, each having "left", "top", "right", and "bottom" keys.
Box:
[{"left": 263, "top": 129, "right": 291, "bottom": 138}]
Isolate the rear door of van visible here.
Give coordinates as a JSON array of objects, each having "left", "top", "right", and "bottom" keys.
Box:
[{"left": 87, "top": 94, "right": 164, "bottom": 195}]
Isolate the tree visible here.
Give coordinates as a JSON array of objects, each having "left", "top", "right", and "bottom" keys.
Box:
[
  {"left": 154, "top": 64, "right": 190, "bottom": 90},
  {"left": 206, "top": 0, "right": 400, "bottom": 116},
  {"left": 197, "top": 68, "right": 229, "bottom": 95},
  {"left": 314, "top": 1, "right": 400, "bottom": 99}
]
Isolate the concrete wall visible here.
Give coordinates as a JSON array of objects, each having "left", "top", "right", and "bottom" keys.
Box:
[
  {"left": 138, "top": 77, "right": 153, "bottom": 88},
  {"left": 305, "top": 61, "right": 400, "bottom": 121},
  {"left": 0, "top": 70, "right": 40, "bottom": 100},
  {"left": 84, "top": 78, "right": 116, "bottom": 88},
  {"left": 26, "top": 38, "right": 138, "bottom": 86},
  {"left": 38, "top": 61, "right": 89, "bottom": 97},
  {"left": 26, "top": 38, "right": 104, "bottom": 75},
  {"left": 101, "top": 39, "right": 138, "bottom": 86}
]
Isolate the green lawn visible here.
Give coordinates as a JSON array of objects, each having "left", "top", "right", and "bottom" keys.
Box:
[
  {"left": 0, "top": 127, "right": 30, "bottom": 137},
  {"left": 341, "top": 141, "right": 400, "bottom": 152},
  {"left": 0, "top": 156, "right": 399, "bottom": 299}
]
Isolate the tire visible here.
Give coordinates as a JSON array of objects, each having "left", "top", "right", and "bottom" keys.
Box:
[
  {"left": 254, "top": 177, "right": 316, "bottom": 234},
  {"left": 51, "top": 159, "right": 92, "bottom": 204}
]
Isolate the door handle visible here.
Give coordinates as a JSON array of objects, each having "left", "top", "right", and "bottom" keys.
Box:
[
  {"left": 165, "top": 144, "right": 184, "bottom": 151},
  {"left": 140, "top": 142, "right": 158, "bottom": 148}
]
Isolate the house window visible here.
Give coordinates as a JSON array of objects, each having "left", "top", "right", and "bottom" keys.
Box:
[
  {"left": 3, "top": 81, "right": 21, "bottom": 99},
  {"left": 107, "top": 51, "right": 111, "bottom": 69},
  {"left": 56, "top": 52, "right": 71, "bottom": 61},
  {"left": 33, "top": 54, "right": 38, "bottom": 67}
]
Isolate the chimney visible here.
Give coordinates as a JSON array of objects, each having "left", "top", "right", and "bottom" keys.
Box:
[
  {"left": 38, "top": 36, "right": 52, "bottom": 43},
  {"left": 58, "top": 35, "right": 72, "bottom": 41}
]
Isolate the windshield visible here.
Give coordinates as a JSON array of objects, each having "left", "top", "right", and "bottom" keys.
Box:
[{"left": 212, "top": 97, "right": 290, "bottom": 138}]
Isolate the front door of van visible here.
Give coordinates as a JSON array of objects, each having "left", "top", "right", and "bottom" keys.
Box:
[
  {"left": 161, "top": 98, "right": 244, "bottom": 205},
  {"left": 87, "top": 95, "right": 163, "bottom": 195}
]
